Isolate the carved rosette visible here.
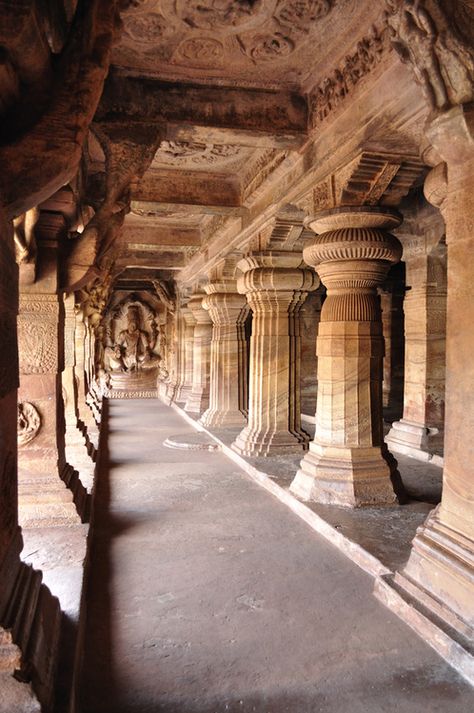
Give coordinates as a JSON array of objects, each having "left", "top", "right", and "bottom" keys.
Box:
[{"left": 17, "top": 402, "right": 41, "bottom": 447}]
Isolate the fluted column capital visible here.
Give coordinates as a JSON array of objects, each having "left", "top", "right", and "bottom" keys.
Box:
[
  {"left": 186, "top": 292, "right": 212, "bottom": 324},
  {"left": 237, "top": 250, "right": 319, "bottom": 298},
  {"left": 304, "top": 207, "right": 402, "bottom": 289},
  {"left": 202, "top": 281, "right": 247, "bottom": 321}
]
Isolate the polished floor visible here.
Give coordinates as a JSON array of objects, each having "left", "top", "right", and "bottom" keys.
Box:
[{"left": 79, "top": 400, "right": 474, "bottom": 713}]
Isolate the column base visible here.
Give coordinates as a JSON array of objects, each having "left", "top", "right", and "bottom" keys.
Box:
[
  {"left": 184, "top": 391, "right": 210, "bottom": 416},
  {"left": 18, "top": 474, "right": 81, "bottom": 528},
  {"left": 290, "top": 442, "right": 397, "bottom": 507},
  {"left": 231, "top": 427, "right": 309, "bottom": 457},
  {"left": 400, "top": 507, "right": 474, "bottom": 635},
  {"left": 199, "top": 408, "right": 247, "bottom": 429},
  {"left": 386, "top": 419, "right": 443, "bottom": 462}
]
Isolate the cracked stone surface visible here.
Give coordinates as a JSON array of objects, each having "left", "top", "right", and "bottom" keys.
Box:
[{"left": 78, "top": 400, "right": 474, "bottom": 713}]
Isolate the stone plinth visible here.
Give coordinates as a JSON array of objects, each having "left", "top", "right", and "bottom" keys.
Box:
[
  {"left": 232, "top": 251, "right": 318, "bottom": 457},
  {"left": 290, "top": 207, "right": 402, "bottom": 507},
  {"left": 184, "top": 293, "right": 212, "bottom": 416},
  {"left": 199, "top": 282, "right": 248, "bottom": 428}
]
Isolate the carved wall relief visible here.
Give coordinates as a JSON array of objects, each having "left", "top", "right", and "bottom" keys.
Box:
[{"left": 17, "top": 402, "right": 41, "bottom": 447}]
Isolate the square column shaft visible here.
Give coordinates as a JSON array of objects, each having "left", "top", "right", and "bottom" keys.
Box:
[
  {"left": 199, "top": 283, "right": 248, "bottom": 428},
  {"left": 232, "top": 251, "right": 318, "bottom": 457},
  {"left": 184, "top": 293, "right": 213, "bottom": 416}
]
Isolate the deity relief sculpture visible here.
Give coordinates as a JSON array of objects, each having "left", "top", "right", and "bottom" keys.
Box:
[
  {"left": 103, "top": 298, "right": 162, "bottom": 394},
  {"left": 385, "top": 0, "right": 474, "bottom": 110}
]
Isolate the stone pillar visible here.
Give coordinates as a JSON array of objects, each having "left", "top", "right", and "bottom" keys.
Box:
[
  {"left": 379, "top": 268, "right": 405, "bottom": 422},
  {"left": 396, "top": 106, "right": 474, "bottom": 633},
  {"left": 232, "top": 251, "right": 318, "bottom": 456},
  {"left": 290, "top": 207, "right": 402, "bottom": 507},
  {"left": 175, "top": 304, "right": 195, "bottom": 403},
  {"left": 62, "top": 295, "right": 94, "bottom": 499},
  {"left": 17, "top": 225, "right": 80, "bottom": 527},
  {"left": 386, "top": 234, "right": 446, "bottom": 459},
  {"left": 0, "top": 207, "right": 22, "bottom": 631},
  {"left": 184, "top": 293, "right": 212, "bottom": 416},
  {"left": 199, "top": 282, "right": 248, "bottom": 428}
]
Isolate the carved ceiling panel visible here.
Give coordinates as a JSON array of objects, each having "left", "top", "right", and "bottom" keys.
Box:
[{"left": 113, "top": 0, "right": 382, "bottom": 91}]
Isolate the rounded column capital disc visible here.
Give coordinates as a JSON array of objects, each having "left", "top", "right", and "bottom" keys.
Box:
[{"left": 307, "top": 206, "right": 402, "bottom": 234}]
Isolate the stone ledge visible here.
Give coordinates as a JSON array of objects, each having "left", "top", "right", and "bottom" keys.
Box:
[{"left": 374, "top": 574, "right": 474, "bottom": 687}]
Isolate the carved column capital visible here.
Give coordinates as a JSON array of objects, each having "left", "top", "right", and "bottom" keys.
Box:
[{"left": 237, "top": 250, "right": 318, "bottom": 302}]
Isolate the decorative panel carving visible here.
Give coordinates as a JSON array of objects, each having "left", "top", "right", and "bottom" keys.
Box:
[{"left": 18, "top": 296, "right": 59, "bottom": 375}]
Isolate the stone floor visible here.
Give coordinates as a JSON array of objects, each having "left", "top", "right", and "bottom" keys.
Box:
[
  {"left": 78, "top": 399, "right": 474, "bottom": 713},
  {"left": 175, "top": 411, "right": 443, "bottom": 575}
]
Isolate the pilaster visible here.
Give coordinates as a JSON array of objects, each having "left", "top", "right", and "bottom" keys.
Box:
[
  {"left": 290, "top": 207, "right": 402, "bottom": 507},
  {"left": 232, "top": 251, "right": 318, "bottom": 457}
]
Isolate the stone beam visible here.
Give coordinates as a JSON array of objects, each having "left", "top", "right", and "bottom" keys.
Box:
[
  {"left": 132, "top": 171, "right": 241, "bottom": 207},
  {"left": 121, "top": 222, "right": 202, "bottom": 248},
  {"left": 98, "top": 74, "right": 308, "bottom": 144}
]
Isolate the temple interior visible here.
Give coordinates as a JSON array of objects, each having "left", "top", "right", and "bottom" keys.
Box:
[{"left": 1, "top": 1, "right": 474, "bottom": 711}]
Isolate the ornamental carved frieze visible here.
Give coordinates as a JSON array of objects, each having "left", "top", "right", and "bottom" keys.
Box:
[
  {"left": 309, "top": 24, "right": 390, "bottom": 127},
  {"left": 154, "top": 141, "right": 242, "bottom": 168},
  {"left": 17, "top": 402, "right": 41, "bottom": 447}
]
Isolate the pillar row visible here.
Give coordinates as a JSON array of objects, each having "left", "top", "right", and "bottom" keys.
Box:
[
  {"left": 232, "top": 251, "right": 318, "bottom": 457},
  {"left": 199, "top": 283, "right": 248, "bottom": 428},
  {"left": 184, "top": 293, "right": 213, "bottom": 416},
  {"left": 290, "top": 207, "right": 402, "bottom": 507}
]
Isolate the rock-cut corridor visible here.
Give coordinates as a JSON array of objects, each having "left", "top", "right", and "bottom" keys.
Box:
[{"left": 79, "top": 400, "right": 474, "bottom": 713}]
